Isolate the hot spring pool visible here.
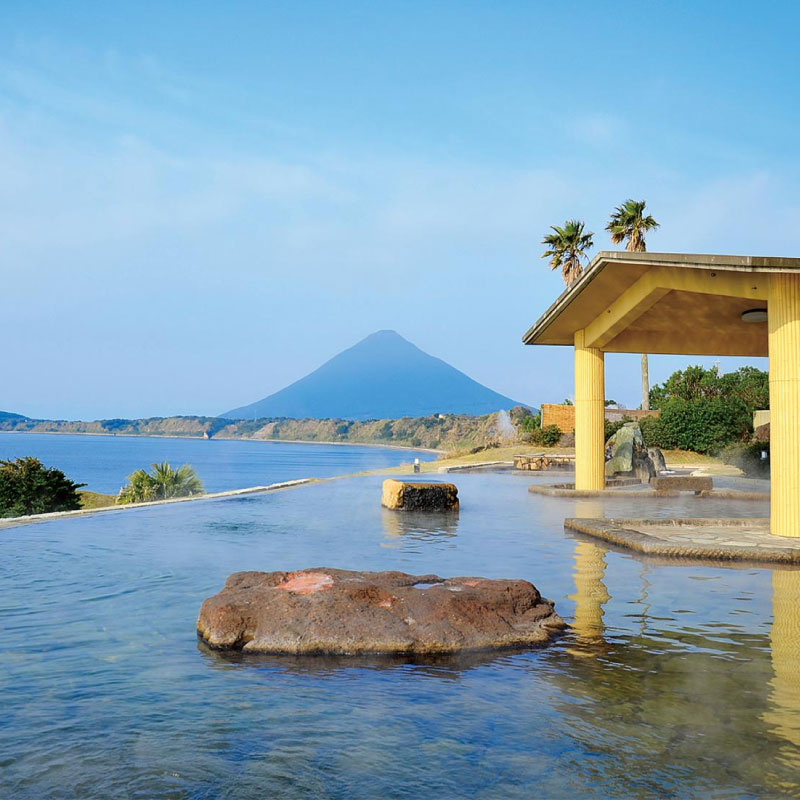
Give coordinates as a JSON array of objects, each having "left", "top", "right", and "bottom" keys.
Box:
[{"left": 1, "top": 472, "right": 797, "bottom": 798}]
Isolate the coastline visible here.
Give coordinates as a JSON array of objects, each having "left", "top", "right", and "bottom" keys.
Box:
[{"left": 0, "top": 429, "right": 445, "bottom": 456}]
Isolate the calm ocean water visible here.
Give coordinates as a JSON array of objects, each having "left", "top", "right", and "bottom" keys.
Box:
[
  {"left": 2, "top": 467, "right": 797, "bottom": 799},
  {"left": 0, "top": 432, "right": 433, "bottom": 494}
]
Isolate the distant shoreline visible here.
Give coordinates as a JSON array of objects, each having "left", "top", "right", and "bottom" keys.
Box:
[{"left": 0, "top": 429, "right": 444, "bottom": 456}]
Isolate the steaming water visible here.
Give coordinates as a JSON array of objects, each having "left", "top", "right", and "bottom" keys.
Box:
[
  {"left": 0, "top": 432, "right": 433, "bottom": 493},
  {"left": 3, "top": 470, "right": 798, "bottom": 798}
]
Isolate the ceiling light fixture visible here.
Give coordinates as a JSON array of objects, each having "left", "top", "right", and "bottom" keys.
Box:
[{"left": 741, "top": 309, "right": 768, "bottom": 323}]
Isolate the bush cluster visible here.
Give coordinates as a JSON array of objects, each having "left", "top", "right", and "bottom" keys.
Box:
[
  {"left": 118, "top": 462, "right": 204, "bottom": 504},
  {"left": 520, "top": 422, "right": 562, "bottom": 447},
  {"left": 639, "top": 396, "right": 750, "bottom": 454},
  {"left": 0, "top": 457, "right": 84, "bottom": 518},
  {"left": 644, "top": 365, "right": 766, "bottom": 454}
]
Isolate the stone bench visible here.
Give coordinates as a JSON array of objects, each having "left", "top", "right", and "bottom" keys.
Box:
[
  {"left": 650, "top": 475, "right": 713, "bottom": 494},
  {"left": 382, "top": 479, "right": 459, "bottom": 511}
]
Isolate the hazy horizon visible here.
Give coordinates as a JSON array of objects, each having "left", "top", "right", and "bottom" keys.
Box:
[{"left": 5, "top": 2, "right": 793, "bottom": 418}]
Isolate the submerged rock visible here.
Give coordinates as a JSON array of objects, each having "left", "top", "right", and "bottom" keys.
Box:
[
  {"left": 381, "top": 479, "right": 459, "bottom": 511},
  {"left": 197, "top": 568, "right": 565, "bottom": 654}
]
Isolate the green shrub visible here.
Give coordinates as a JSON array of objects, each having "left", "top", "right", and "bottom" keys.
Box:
[
  {"left": 118, "top": 462, "right": 204, "bottom": 504},
  {"left": 639, "top": 415, "right": 666, "bottom": 448},
  {"left": 649, "top": 365, "right": 768, "bottom": 413},
  {"left": 0, "top": 457, "right": 84, "bottom": 517},
  {"left": 643, "top": 396, "right": 750, "bottom": 454},
  {"left": 523, "top": 423, "right": 562, "bottom": 447},
  {"left": 517, "top": 413, "right": 542, "bottom": 437},
  {"left": 539, "top": 424, "right": 562, "bottom": 446}
]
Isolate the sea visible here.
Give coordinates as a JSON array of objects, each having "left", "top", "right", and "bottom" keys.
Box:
[{"left": 0, "top": 432, "right": 434, "bottom": 495}]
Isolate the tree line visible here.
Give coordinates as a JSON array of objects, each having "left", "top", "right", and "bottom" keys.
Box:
[{"left": 0, "top": 458, "right": 204, "bottom": 518}]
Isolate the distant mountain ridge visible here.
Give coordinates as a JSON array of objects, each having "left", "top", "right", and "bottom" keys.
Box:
[
  {"left": 0, "top": 410, "right": 28, "bottom": 421},
  {"left": 221, "top": 330, "right": 525, "bottom": 421}
]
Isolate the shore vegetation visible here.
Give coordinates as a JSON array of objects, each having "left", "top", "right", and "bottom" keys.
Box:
[
  {"left": 0, "top": 456, "right": 84, "bottom": 517},
  {"left": 118, "top": 462, "right": 204, "bottom": 504}
]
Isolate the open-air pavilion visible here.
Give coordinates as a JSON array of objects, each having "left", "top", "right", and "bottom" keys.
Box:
[
  {"left": 523, "top": 251, "right": 800, "bottom": 538},
  {"left": 524, "top": 252, "right": 800, "bottom": 760}
]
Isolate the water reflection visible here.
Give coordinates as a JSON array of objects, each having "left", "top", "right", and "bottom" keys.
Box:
[
  {"left": 198, "top": 639, "right": 533, "bottom": 678},
  {"left": 766, "top": 569, "right": 800, "bottom": 792},
  {"left": 568, "top": 541, "right": 610, "bottom": 654},
  {"left": 380, "top": 508, "right": 459, "bottom": 543}
]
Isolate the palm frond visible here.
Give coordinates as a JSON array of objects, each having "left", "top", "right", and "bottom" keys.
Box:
[
  {"left": 541, "top": 219, "right": 594, "bottom": 285},
  {"left": 605, "top": 199, "right": 659, "bottom": 253}
]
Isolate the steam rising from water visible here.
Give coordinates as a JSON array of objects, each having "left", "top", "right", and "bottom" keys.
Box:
[{"left": 494, "top": 410, "right": 516, "bottom": 444}]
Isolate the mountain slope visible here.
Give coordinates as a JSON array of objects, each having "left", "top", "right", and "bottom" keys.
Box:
[
  {"left": 221, "top": 330, "right": 524, "bottom": 420},
  {"left": 0, "top": 410, "right": 29, "bottom": 421}
]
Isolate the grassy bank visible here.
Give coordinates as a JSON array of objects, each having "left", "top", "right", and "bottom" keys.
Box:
[{"left": 78, "top": 490, "right": 117, "bottom": 509}]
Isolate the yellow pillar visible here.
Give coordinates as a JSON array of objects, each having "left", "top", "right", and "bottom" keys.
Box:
[
  {"left": 574, "top": 329, "right": 605, "bottom": 491},
  {"left": 768, "top": 274, "right": 800, "bottom": 536}
]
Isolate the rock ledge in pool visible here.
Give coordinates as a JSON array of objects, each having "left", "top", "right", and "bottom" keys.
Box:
[
  {"left": 197, "top": 568, "right": 565, "bottom": 654},
  {"left": 381, "top": 479, "right": 459, "bottom": 511}
]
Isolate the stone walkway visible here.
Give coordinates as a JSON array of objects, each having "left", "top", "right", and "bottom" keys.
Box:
[
  {"left": 530, "top": 484, "right": 769, "bottom": 500},
  {"left": 565, "top": 517, "right": 800, "bottom": 564}
]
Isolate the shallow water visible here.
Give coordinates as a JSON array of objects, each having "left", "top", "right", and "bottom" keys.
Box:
[
  {"left": 0, "top": 432, "right": 432, "bottom": 493},
  {"left": 2, "top": 471, "right": 797, "bottom": 798}
]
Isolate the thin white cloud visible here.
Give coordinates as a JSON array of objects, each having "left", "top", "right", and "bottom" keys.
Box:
[{"left": 567, "top": 112, "right": 629, "bottom": 148}]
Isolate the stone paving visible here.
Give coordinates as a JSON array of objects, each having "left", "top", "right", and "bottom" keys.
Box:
[
  {"left": 565, "top": 517, "right": 800, "bottom": 564},
  {"left": 530, "top": 483, "right": 770, "bottom": 500}
]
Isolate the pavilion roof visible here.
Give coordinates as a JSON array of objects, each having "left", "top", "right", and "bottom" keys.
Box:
[{"left": 522, "top": 251, "right": 800, "bottom": 357}]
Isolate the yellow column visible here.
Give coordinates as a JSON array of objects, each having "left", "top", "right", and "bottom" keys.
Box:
[
  {"left": 574, "top": 329, "right": 605, "bottom": 491},
  {"left": 768, "top": 274, "right": 800, "bottom": 536}
]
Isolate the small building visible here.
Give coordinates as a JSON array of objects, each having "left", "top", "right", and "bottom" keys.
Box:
[
  {"left": 523, "top": 251, "right": 800, "bottom": 537},
  {"left": 540, "top": 402, "right": 658, "bottom": 433}
]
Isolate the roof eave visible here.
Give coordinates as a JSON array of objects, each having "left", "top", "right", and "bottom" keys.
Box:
[
  {"left": 521, "top": 251, "right": 610, "bottom": 345},
  {"left": 522, "top": 251, "right": 800, "bottom": 346}
]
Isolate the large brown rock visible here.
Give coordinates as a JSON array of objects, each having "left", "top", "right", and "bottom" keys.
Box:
[
  {"left": 381, "top": 479, "right": 459, "bottom": 511},
  {"left": 197, "top": 568, "right": 565, "bottom": 654}
]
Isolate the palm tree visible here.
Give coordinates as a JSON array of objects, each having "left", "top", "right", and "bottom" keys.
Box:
[
  {"left": 541, "top": 219, "right": 594, "bottom": 286},
  {"left": 606, "top": 200, "right": 659, "bottom": 410},
  {"left": 117, "top": 462, "right": 204, "bottom": 504},
  {"left": 117, "top": 468, "right": 157, "bottom": 504}
]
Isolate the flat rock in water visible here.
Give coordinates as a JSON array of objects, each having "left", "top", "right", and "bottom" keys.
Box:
[
  {"left": 197, "top": 568, "right": 565, "bottom": 654},
  {"left": 381, "top": 479, "right": 459, "bottom": 511}
]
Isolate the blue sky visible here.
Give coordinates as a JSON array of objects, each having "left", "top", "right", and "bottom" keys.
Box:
[{"left": 2, "top": 1, "right": 797, "bottom": 418}]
